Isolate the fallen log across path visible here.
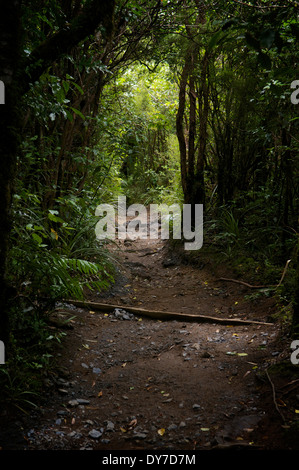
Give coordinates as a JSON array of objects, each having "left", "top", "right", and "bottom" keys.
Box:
[{"left": 65, "top": 299, "right": 273, "bottom": 326}]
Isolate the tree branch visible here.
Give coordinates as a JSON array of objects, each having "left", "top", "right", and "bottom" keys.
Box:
[
  {"left": 65, "top": 299, "right": 273, "bottom": 326},
  {"left": 22, "top": 0, "right": 115, "bottom": 95}
]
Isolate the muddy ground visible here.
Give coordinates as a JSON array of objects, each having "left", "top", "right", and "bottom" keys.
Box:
[{"left": 1, "top": 220, "right": 299, "bottom": 453}]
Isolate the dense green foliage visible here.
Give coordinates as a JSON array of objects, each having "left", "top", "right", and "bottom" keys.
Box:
[{"left": 0, "top": 0, "right": 298, "bottom": 407}]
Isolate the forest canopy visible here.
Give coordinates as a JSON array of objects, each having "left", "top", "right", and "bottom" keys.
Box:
[{"left": 0, "top": 0, "right": 298, "bottom": 403}]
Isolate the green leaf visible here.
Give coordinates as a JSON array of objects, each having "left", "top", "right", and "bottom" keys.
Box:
[
  {"left": 260, "top": 29, "right": 275, "bottom": 49},
  {"left": 48, "top": 212, "right": 64, "bottom": 223},
  {"left": 208, "top": 30, "right": 224, "bottom": 50},
  {"left": 72, "top": 82, "right": 84, "bottom": 95},
  {"left": 32, "top": 233, "right": 43, "bottom": 245},
  {"left": 70, "top": 107, "right": 85, "bottom": 120}
]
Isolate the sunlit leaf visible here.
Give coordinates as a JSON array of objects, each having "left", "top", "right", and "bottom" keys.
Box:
[{"left": 50, "top": 228, "right": 58, "bottom": 240}]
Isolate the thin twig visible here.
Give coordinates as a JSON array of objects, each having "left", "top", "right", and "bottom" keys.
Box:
[
  {"left": 217, "top": 278, "right": 271, "bottom": 288},
  {"left": 266, "top": 369, "right": 286, "bottom": 423},
  {"left": 218, "top": 259, "right": 292, "bottom": 290},
  {"left": 277, "top": 259, "right": 291, "bottom": 288}
]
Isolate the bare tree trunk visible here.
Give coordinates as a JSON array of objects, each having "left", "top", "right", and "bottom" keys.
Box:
[
  {"left": 176, "top": 52, "right": 189, "bottom": 198},
  {"left": 176, "top": 45, "right": 207, "bottom": 208}
]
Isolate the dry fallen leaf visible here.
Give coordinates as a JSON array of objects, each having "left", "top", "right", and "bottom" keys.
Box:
[
  {"left": 51, "top": 228, "right": 58, "bottom": 240},
  {"left": 157, "top": 428, "right": 165, "bottom": 436},
  {"left": 128, "top": 419, "right": 137, "bottom": 428}
]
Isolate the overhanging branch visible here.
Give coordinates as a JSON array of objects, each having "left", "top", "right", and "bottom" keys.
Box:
[{"left": 22, "top": 0, "right": 115, "bottom": 95}]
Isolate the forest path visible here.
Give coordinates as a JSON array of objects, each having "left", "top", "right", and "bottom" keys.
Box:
[{"left": 8, "top": 213, "right": 294, "bottom": 451}]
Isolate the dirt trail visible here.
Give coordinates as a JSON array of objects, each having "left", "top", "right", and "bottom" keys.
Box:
[{"left": 2, "top": 216, "right": 298, "bottom": 451}]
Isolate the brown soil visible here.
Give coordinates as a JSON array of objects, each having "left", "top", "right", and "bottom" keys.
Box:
[{"left": 1, "top": 224, "right": 299, "bottom": 453}]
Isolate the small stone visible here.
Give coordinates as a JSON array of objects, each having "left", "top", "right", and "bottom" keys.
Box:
[
  {"left": 77, "top": 399, "right": 90, "bottom": 405},
  {"left": 193, "top": 404, "right": 201, "bottom": 410},
  {"left": 89, "top": 429, "right": 102, "bottom": 439},
  {"left": 168, "top": 424, "right": 178, "bottom": 431},
  {"left": 106, "top": 421, "right": 114, "bottom": 432},
  {"left": 57, "top": 410, "right": 68, "bottom": 416},
  {"left": 92, "top": 367, "right": 102, "bottom": 375},
  {"left": 101, "top": 439, "right": 110, "bottom": 444},
  {"left": 68, "top": 399, "right": 79, "bottom": 407},
  {"left": 133, "top": 432, "right": 147, "bottom": 439}
]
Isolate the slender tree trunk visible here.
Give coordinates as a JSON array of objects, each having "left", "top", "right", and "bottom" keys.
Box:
[
  {"left": 176, "top": 45, "right": 207, "bottom": 210},
  {"left": 176, "top": 53, "right": 189, "bottom": 198}
]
